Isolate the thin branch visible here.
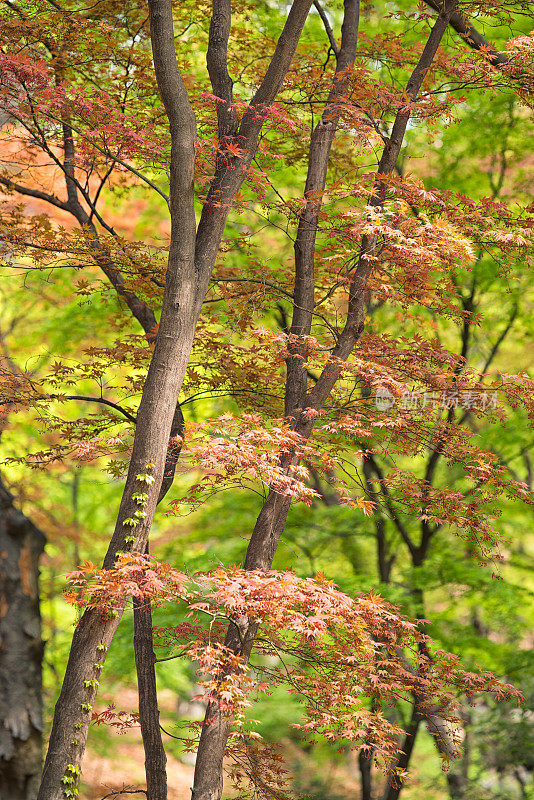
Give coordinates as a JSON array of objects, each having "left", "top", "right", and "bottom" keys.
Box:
[
  {"left": 207, "top": 0, "right": 239, "bottom": 139},
  {"left": 425, "top": 0, "right": 509, "bottom": 67},
  {"left": 209, "top": 275, "right": 294, "bottom": 301},
  {"left": 313, "top": 0, "right": 340, "bottom": 56},
  {"left": 48, "top": 394, "right": 137, "bottom": 423},
  {"left": 0, "top": 175, "right": 70, "bottom": 212},
  {"left": 6, "top": 106, "right": 118, "bottom": 236},
  {"left": 480, "top": 301, "right": 518, "bottom": 377},
  {"left": 44, "top": 112, "right": 170, "bottom": 204},
  {"left": 455, "top": 301, "right": 518, "bottom": 427},
  {"left": 364, "top": 452, "right": 416, "bottom": 556}
]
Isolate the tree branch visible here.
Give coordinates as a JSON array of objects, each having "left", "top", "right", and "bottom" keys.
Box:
[
  {"left": 364, "top": 453, "right": 416, "bottom": 557},
  {"left": 293, "top": 1, "right": 459, "bottom": 429},
  {"left": 425, "top": 0, "right": 509, "bottom": 67},
  {"left": 207, "top": 0, "right": 239, "bottom": 139},
  {"left": 285, "top": 0, "right": 359, "bottom": 420},
  {"left": 194, "top": 0, "right": 315, "bottom": 316},
  {"left": 0, "top": 175, "right": 70, "bottom": 212},
  {"left": 313, "top": 0, "right": 340, "bottom": 56},
  {"left": 44, "top": 112, "right": 170, "bottom": 204},
  {"left": 246, "top": 0, "right": 314, "bottom": 111},
  {"left": 36, "top": 0, "right": 198, "bottom": 793},
  {"left": 48, "top": 394, "right": 137, "bottom": 424},
  {"left": 480, "top": 300, "right": 518, "bottom": 377},
  {"left": 382, "top": 704, "right": 422, "bottom": 800}
]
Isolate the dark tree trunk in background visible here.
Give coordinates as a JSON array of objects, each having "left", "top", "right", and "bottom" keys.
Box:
[
  {"left": 0, "top": 476, "right": 46, "bottom": 800},
  {"left": 382, "top": 708, "right": 421, "bottom": 800},
  {"left": 358, "top": 750, "right": 373, "bottom": 800}
]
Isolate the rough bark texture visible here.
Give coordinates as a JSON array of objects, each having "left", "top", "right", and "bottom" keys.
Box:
[
  {"left": 133, "top": 434, "right": 185, "bottom": 800},
  {"left": 0, "top": 476, "right": 46, "bottom": 800}
]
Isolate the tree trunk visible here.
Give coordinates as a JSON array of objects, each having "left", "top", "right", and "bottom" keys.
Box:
[
  {"left": 37, "top": 0, "right": 315, "bottom": 792},
  {"left": 133, "top": 446, "right": 186, "bottom": 800},
  {"left": 133, "top": 596, "right": 167, "bottom": 800},
  {"left": 0, "top": 476, "right": 46, "bottom": 800},
  {"left": 37, "top": 0, "right": 198, "bottom": 789},
  {"left": 382, "top": 707, "right": 421, "bottom": 800},
  {"left": 359, "top": 750, "right": 373, "bottom": 800},
  {"left": 445, "top": 711, "right": 470, "bottom": 799}
]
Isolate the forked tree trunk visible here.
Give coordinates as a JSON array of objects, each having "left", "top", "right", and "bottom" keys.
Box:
[
  {"left": 191, "top": 4, "right": 459, "bottom": 799},
  {"left": 0, "top": 476, "right": 46, "bottom": 800},
  {"left": 37, "top": 1, "right": 315, "bottom": 796}
]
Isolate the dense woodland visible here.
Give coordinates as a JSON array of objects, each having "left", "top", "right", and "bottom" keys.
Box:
[{"left": 0, "top": 0, "right": 533, "bottom": 799}]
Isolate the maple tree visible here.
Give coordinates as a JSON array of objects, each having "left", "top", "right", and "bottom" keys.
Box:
[{"left": 0, "top": 0, "right": 533, "bottom": 800}]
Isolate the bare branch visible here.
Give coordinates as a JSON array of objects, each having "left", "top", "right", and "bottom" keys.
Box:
[
  {"left": 313, "top": 0, "right": 340, "bottom": 56},
  {"left": 99, "top": 791, "right": 147, "bottom": 800},
  {"left": 48, "top": 394, "right": 137, "bottom": 424},
  {"left": 425, "top": 0, "right": 509, "bottom": 67},
  {"left": 0, "top": 175, "right": 70, "bottom": 212}
]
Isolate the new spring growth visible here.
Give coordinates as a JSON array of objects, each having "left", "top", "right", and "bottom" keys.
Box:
[
  {"left": 136, "top": 459, "right": 156, "bottom": 485},
  {"left": 61, "top": 764, "right": 81, "bottom": 799}
]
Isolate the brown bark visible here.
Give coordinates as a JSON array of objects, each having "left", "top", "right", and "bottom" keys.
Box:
[
  {"left": 245, "top": 0, "right": 458, "bottom": 570},
  {"left": 380, "top": 694, "right": 459, "bottom": 799},
  {"left": 358, "top": 750, "right": 373, "bottom": 800},
  {"left": 192, "top": 4, "right": 360, "bottom": 798},
  {"left": 207, "top": 0, "right": 238, "bottom": 141},
  {"left": 0, "top": 475, "right": 46, "bottom": 800},
  {"left": 285, "top": 0, "right": 360, "bottom": 421},
  {"left": 362, "top": 459, "right": 395, "bottom": 583},
  {"left": 133, "top": 432, "right": 185, "bottom": 800},
  {"left": 424, "top": 0, "right": 508, "bottom": 66},
  {"left": 133, "top": 596, "right": 167, "bottom": 800},
  {"left": 37, "top": 1, "right": 197, "bottom": 795}
]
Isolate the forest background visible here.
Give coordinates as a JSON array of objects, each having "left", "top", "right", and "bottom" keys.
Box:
[{"left": 0, "top": 1, "right": 533, "bottom": 799}]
